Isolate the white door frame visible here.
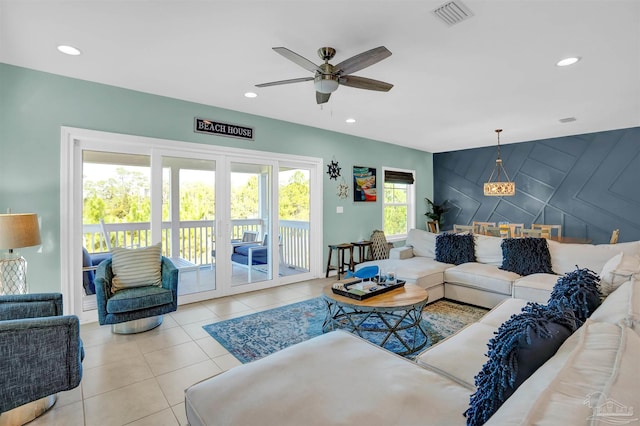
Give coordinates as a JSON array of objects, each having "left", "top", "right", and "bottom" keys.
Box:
[{"left": 60, "top": 127, "right": 323, "bottom": 320}]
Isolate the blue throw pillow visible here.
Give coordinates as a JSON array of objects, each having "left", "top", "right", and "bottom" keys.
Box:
[
  {"left": 82, "top": 247, "right": 96, "bottom": 295},
  {"left": 465, "top": 303, "right": 578, "bottom": 425},
  {"left": 435, "top": 233, "right": 476, "bottom": 265},
  {"left": 499, "top": 237, "right": 554, "bottom": 276},
  {"left": 548, "top": 267, "right": 601, "bottom": 323}
]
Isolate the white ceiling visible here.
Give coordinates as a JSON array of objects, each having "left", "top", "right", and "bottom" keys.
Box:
[{"left": 1, "top": 0, "right": 639, "bottom": 153}]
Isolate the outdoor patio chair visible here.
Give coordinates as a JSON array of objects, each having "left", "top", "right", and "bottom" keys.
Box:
[{"left": 232, "top": 230, "right": 259, "bottom": 246}]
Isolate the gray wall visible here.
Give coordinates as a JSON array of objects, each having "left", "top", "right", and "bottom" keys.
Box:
[{"left": 434, "top": 127, "right": 640, "bottom": 244}]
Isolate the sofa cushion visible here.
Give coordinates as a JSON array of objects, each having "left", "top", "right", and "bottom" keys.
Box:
[
  {"left": 82, "top": 247, "right": 95, "bottom": 295},
  {"left": 478, "top": 298, "right": 529, "bottom": 328},
  {"left": 512, "top": 273, "right": 561, "bottom": 304},
  {"left": 599, "top": 252, "right": 640, "bottom": 296},
  {"left": 474, "top": 234, "right": 504, "bottom": 266},
  {"left": 466, "top": 303, "right": 579, "bottom": 425},
  {"left": 185, "top": 330, "right": 474, "bottom": 426},
  {"left": 445, "top": 263, "right": 519, "bottom": 295},
  {"left": 416, "top": 322, "right": 496, "bottom": 388},
  {"left": 546, "top": 239, "right": 640, "bottom": 276},
  {"left": 435, "top": 233, "right": 476, "bottom": 265},
  {"left": 106, "top": 285, "right": 174, "bottom": 314},
  {"left": 500, "top": 238, "right": 554, "bottom": 276},
  {"left": 232, "top": 243, "right": 268, "bottom": 264},
  {"left": 405, "top": 228, "right": 437, "bottom": 258},
  {"left": 548, "top": 268, "right": 601, "bottom": 323},
  {"left": 486, "top": 320, "right": 640, "bottom": 425},
  {"left": 590, "top": 278, "right": 640, "bottom": 334},
  {"left": 357, "top": 257, "right": 451, "bottom": 290},
  {"left": 111, "top": 243, "right": 162, "bottom": 292}
]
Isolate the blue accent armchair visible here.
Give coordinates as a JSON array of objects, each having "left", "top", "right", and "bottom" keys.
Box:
[
  {"left": 0, "top": 293, "right": 83, "bottom": 414},
  {"left": 94, "top": 256, "right": 178, "bottom": 333}
]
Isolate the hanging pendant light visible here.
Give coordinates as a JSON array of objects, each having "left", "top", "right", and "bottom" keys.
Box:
[{"left": 483, "top": 129, "right": 515, "bottom": 196}]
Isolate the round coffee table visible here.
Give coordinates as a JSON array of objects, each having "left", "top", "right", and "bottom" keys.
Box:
[{"left": 321, "top": 283, "right": 430, "bottom": 356}]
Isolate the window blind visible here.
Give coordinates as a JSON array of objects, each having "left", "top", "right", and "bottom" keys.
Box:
[{"left": 384, "top": 170, "right": 415, "bottom": 184}]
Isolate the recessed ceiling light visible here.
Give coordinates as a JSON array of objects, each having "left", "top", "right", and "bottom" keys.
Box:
[
  {"left": 345, "top": 118, "right": 356, "bottom": 124},
  {"left": 244, "top": 92, "right": 257, "bottom": 98},
  {"left": 556, "top": 57, "right": 581, "bottom": 67},
  {"left": 57, "top": 45, "right": 81, "bottom": 56}
]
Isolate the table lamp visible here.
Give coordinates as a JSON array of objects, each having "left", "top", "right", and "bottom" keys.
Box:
[{"left": 0, "top": 213, "right": 42, "bottom": 294}]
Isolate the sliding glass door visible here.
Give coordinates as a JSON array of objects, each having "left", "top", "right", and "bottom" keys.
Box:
[
  {"left": 63, "top": 127, "right": 322, "bottom": 321},
  {"left": 81, "top": 151, "right": 152, "bottom": 313},
  {"left": 161, "top": 156, "right": 217, "bottom": 299},
  {"left": 229, "top": 160, "right": 274, "bottom": 287},
  {"left": 278, "top": 165, "right": 311, "bottom": 278}
]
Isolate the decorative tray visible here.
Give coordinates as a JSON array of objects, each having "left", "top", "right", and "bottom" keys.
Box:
[{"left": 331, "top": 278, "right": 406, "bottom": 300}]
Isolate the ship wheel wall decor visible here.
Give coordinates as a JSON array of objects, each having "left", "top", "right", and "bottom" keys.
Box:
[{"left": 326, "top": 159, "right": 341, "bottom": 180}]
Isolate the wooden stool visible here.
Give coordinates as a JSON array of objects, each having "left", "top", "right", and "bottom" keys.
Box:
[
  {"left": 326, "top": 243, "right": 354, "bottom": 279},
  {"left": 351, "top": 240, "right": 373, "bottom": 267}
]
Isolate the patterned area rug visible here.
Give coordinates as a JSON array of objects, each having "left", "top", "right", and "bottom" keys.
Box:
[{"left": 203, "top": 298, "right": 488, "bottom": 363}]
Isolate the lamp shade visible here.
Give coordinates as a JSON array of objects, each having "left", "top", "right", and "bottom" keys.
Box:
[{"left": 0, "top": 214, "right": 42, "bottom": 250}]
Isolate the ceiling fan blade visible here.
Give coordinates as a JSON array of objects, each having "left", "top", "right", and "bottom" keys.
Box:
[
  {"left": 255, "top": 77, "right": 314, "bottom": 88},
  {"left": 273, "top": 47, "right": 323, "bottom": 73},
  {"left": 338, "top": 75, "right": 393, "bottom": 92},
  {"left": 316, "top": 92, "right": 331, "bottom": 104},
  {"left": 333, "top": 46, "right": 392, "bottom": 76}
]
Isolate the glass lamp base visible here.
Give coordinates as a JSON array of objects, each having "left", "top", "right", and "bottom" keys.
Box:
[{"left": 0, "top": 254, "right": 28, "bottom": 294}]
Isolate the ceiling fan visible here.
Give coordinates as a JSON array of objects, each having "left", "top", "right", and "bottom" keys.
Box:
[{"left": 256, "top": 46, "right": 393, "bottom": 104}]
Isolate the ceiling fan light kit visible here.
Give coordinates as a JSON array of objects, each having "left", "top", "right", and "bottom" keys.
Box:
[
  {"left": 314, "top": 75, "right": 339, "bottom": 94},
  {"left": 256, "top": 46, "right": 393, "bottom": 104}
]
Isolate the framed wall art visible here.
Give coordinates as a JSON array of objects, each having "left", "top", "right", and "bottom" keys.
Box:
[{"left": 353, "top": 166, "right": 377, "bottom": 202}]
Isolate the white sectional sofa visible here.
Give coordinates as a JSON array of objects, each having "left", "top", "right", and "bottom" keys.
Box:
[
  {"left": 358, "top": 228, "right": 640, "bottom": 308},
  {"left": 184, "top": 230, "right": 640, "bottom": 425},
  {"left": 185, "top": 278, "right": 640, "bottom": 425}
]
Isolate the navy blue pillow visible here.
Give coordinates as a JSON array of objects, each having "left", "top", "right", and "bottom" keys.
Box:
[
  {"left": 499, "top": 238, "right": 554, "bottom": 276},
  {"left": 435, "top": 233, "right": 476, "bottom": 265},
  {"left": 82, "top": 247, "right": 96, "bottom": 295},
  {"left": 465, "top": 303, "right": 578, "bottom": 425},
  {"left": 548, "top": 267, "right": 601, "bottom": 323}
]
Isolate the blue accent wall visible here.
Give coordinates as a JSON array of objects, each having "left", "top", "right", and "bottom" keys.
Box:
[{"left": 434, "top": 127, "right": 640, "bottom": 244}]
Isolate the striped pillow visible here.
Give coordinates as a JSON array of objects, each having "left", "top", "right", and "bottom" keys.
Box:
[{"left": 111, "top": 243, "right": 162, "bottom": 292}]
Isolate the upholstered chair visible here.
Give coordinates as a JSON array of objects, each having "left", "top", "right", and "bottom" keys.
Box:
[
  {"left": 0, "top": 293, "right": 83, "bottom": 423},
  {"left": 94, "top": 246, "right": 179, "bottom": 334}
]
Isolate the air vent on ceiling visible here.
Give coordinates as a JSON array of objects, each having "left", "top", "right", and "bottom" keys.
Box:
[
  {"left": 559, "top": 117, "right": 577, "bottom": 123},
  {"left": 432, "top": 1, "right": 474, "bottom": 26}
]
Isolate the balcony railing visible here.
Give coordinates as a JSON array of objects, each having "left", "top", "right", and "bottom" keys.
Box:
[{"left": 83, "top": 219, "right": 310, "bottom": 270}]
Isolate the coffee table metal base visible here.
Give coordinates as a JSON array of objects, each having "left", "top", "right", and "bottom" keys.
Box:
[{"left": 322, "top": 297, "right": 430, "bottom": 356}]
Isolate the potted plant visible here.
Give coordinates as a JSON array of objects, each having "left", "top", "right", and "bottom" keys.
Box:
[{"left": 425, "top": 198, "right": 449, "bottom": 232}]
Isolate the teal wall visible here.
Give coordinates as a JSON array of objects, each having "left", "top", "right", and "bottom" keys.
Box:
[{"left": 0, "top": 63, "right": 433, "bottom": 293}]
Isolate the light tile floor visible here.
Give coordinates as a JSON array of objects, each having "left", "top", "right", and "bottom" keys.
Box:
[{"left": 33, "top": 277, "right": 333, "bottom": 426}]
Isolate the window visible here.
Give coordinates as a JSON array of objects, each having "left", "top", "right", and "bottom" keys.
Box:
[{"left": 382, "top": 168, "right": 415, "bottom": 241}]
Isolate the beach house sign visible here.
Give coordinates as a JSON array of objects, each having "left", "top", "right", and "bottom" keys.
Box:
[{"left": 194, "top": 117, "right": 254, "bottom": 141}]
